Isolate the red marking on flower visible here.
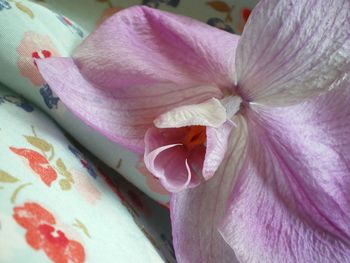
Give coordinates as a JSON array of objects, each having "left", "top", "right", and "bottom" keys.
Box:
[
  {"left": 242, "top": 8, "right": 252, "bottom": 22},
  {"left": 13, "top": 202, "right": 85, "bottom": 263},
  {"left": 10, "top": 147, "right": 57, "bottom": 186}
]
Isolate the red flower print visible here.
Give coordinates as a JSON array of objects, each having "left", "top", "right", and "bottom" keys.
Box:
[
  {"left": 242, "top": 8, "right": 252, "bottom": 22},
  {"left": 17, "top": 31, "right": 60, "bottom": 86},
  {"left": 13, "top": 202, "right": 85, "bottom": 263},
  {"left": 10, "top": 147, "right": 57, "bottom": 186},
  {"left": 236, "top": 7, "right": 253, "bottom": 33}
]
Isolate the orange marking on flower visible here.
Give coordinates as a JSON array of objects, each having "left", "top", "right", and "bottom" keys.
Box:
[{"left": 182, "top": 126, "right": 206, "bottom": 151}]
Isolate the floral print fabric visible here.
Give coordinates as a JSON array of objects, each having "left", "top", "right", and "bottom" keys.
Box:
[
  {"left": 0, "top": 84, "right": 174, "bottom": 262},
  {"left": 13, "top": 202, "right": 85, "bottom": 263}
]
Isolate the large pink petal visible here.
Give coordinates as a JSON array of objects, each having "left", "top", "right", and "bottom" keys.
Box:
[
  {"left": 220, "top": 78, "right": 350, "bottom": 262},
  {"left": 170, "top": 116, "right": 246, "bottom": 263},
  {"left": 236, "top": 0, "right": 350, "bottom": 105},
  {"left": 73, "top": 6, "right": 239, "bottom": 89},
  {"left": 37, "top": 6, "right": 240, "bottom": 152}
]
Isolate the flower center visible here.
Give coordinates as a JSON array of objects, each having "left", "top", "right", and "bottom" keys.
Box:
[{"left": 182, "top": 126, "right": 206, "bottom": 150}]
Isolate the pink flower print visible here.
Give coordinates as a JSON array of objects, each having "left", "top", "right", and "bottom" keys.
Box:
[
  {"left": 70, "top": 169, "right": 101, "bottom": 205},
  {"left": 17, "top": 31, "right": 60, "bottom": 86}
]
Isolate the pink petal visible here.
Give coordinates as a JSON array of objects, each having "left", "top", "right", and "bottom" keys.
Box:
[
  {"left": 170, "top": 116, "right": 247, "bottom": 262},
  {"left": 203, "top": 120, "right": 234, "bottom": 180},
  {"left": 37, "top": 6, "right": 240, "bottom": 152},
  {"left": 144, "top": 127, "right": 200, "bottom": 192},
  {"left": 37, "top": 57, "right": 220, "bottom": 153},
  {"left": 236, "top": 0, "right": 350, "bottom": 105},
  {"left": 220, "top": 78, "right": 350, "bottom": 262}
]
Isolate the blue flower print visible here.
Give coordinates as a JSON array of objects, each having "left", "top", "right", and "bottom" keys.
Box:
[
  {"left": 40, "top": 84, "right": 60, "bottom": 109},
  {"left": 0, "top": 95, "right": 34, "bottom": 112},
  {"left": 142, "top": 0, "right": 180, "bottom": 8},
  {"left": 0, "top": 0, "right": 11, "bottom": 11},
  {"left": 207, "top": 17, "right": 234, "bottom": 33}
]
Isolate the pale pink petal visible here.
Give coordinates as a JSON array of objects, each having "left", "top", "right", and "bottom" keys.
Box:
[
  {"left": 219, "top": 78, "right": 350, "bottom": 262},
  {"left": 37, "top": 58, "right": 220, "bottom": 153},
  {"left": 37, "top": 6, "right": 240, "bottom": 151},
  {"left": 145, "top": 144, "right": 192, "bottom": 193},
  {"left": 236, "top": 0, "right": 350, "bottom": 105},
  {"left": 144, "top": 127, "right": 200, "bottom": 192},
  {"left": 154, "top": 98, "right": 227, "bottom": 128},
  {"left": 203, "top": 120, "right": 234, "bottom": 180},
  {"left": 171, "top": 116, "right": 246, "bottom": 263}
]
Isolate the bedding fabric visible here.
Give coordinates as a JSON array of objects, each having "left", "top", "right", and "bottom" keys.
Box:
[{"left": 0, "top": 83, "right": 175, "bottom": 262}]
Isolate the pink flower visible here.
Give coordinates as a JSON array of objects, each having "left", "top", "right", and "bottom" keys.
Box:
[
  {"left": 144, "top": 97, "right": 240, "bottom": 192},
  {"left": 17, "top": 31, "right": 60, "bottom": 86},
  {"left": 37, "top": 2, "right": 350, "bottom": 263}
]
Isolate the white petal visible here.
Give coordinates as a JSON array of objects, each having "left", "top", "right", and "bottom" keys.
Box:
[{"left": 154, "top": 97, "right": 227, "bottom": 128}]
